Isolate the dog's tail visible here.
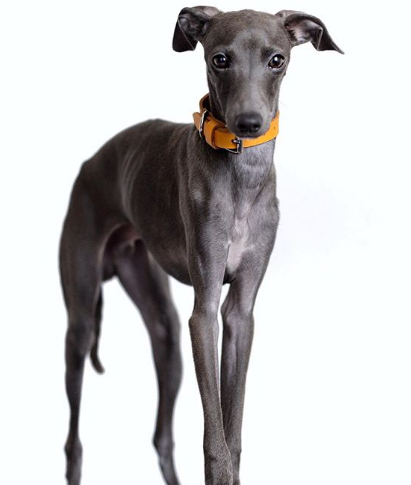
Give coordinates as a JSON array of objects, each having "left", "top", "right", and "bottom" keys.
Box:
[
  {"left": 90, "top": 340, "right": 105, "bottom": 374},
  {"left": 90, "top": 293, "right": 105, "bottom": 374}
]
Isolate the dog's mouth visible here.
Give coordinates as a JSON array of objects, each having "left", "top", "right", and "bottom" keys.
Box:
[
  {"left": 224, "top": 110, "right": 272, "bottom": 140},
  {"left": 229, "top": 122, "right": 272, "bottom": 140},
  {"left": 232, "top": 130, "right": 267, "bottom": 140}
]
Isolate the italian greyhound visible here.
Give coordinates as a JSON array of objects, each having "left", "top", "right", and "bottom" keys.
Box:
[{"left": 59, "top": 6, "right": 343, "bottom": 485}]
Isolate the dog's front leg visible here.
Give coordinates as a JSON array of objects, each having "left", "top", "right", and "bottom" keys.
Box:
[
  {"left": 186, "top": 223, "right": 233, "bottom": 485},
  {"left": 220, "top": 249, "right": 275, "bottom": 485}
]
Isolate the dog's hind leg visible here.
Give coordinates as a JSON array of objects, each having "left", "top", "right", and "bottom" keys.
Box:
[
  {"left": 59, "top": 173, "right": 119, "bottom": 485},
  {"left": 114, "top": 240, "right": 182, "bottom": 485},
  {"left": 60, "top": 243, "right": 103, "bottom": 484}
]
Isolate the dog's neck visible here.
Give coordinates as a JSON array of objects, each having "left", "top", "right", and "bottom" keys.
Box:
[{"left": 228, "top": 139, "right": 277, "bottom": 189}]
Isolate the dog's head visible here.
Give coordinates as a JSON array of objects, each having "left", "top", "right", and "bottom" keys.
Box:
[{"left": 173, "top": 7, "right": 343, "bottom": 139}]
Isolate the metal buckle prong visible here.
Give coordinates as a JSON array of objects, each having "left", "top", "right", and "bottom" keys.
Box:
[{"left": 226, "top": 138, "right": 244, "bottom": 154}]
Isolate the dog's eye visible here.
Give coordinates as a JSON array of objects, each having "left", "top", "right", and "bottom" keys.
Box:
[
  {"left": 212, "top": 54, "right": 229, "bottom": 69},
  {"left": 268, "top": 54, "right": 285, "bottom": 70}
]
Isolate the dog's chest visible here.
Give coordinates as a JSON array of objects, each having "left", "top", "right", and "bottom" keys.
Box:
[{"left": 226, "top": 202, "right": 254, "bottom": 274}]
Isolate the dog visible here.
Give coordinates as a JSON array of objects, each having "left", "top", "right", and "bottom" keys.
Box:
[{"left": 59, "top": 6, "right": 343, "bottom": 485}]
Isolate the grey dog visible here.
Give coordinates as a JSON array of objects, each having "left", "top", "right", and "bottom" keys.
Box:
[{"left": 59, "top": 6, "right": 342, "bottom": 485}]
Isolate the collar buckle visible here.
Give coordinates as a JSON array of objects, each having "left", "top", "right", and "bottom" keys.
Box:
[{"left": 226, "top": 138, "right": 244, "bottom": 154}]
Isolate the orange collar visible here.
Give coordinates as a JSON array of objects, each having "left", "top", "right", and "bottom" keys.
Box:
[{"left": 193, "top": 94, "right": 279, "bottom": 154}]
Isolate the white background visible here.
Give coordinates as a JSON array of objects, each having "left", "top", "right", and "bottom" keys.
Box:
[{"left": 1, "top": 1, "right": 410, "bottom": 484}]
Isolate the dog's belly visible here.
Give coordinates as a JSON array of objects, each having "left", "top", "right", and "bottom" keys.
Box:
[
  {"left": 147, "top": 240, "right": 191, "bottom": 285},
  {"left": 131, "top": 211, "right": 191, "bottom": 285},
  {"left": 103, "top": 224, "right": 191, "bottom": 285}
]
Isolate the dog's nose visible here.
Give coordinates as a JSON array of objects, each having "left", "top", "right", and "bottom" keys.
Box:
[{"left": 236, "top": 112, "right": 263, "bottom": 135}]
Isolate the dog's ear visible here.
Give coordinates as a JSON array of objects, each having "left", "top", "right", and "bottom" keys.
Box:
[
  {"left": 172, "top": 6, "right": 221, "bottom": 52},
  {"left": 275, "top": 10, "right": 344, "bottom": 54}
]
